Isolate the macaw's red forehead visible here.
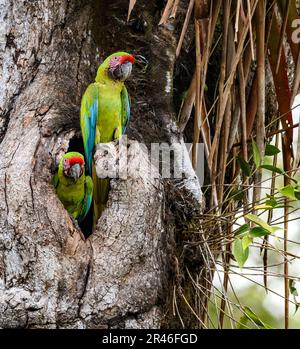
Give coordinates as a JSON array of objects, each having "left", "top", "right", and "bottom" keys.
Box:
[
  {"left": 67, "top": 156, "right": 84, "bottom": 166},
  {"left": 119, "top": 54, "right": 135, "bottom": 64},
  {"left": 110, "top": 54, "right": 135, "bottom": 66}
]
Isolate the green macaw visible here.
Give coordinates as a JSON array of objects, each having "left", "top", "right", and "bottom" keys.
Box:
[
  {"left": 80, "top": 52, "right": 134, "bottom": 227},
  {"left": 53, "top": 152, "right": 93, "bottom": 223}
]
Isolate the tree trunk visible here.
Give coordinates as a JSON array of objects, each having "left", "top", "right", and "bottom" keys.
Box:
[{"left": 0, "top": 0, "right": 202, "bottom": 328}]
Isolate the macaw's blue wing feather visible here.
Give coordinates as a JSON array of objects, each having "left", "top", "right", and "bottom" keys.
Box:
[
  {"left": 121, "top": 85, "right": 131, "bottom": 134},
  {"left": 80, "top": 83, "right": 99, "bottom": 176},
  {"left": 78, "top": 175, "right": 93, "bottom": 223}
]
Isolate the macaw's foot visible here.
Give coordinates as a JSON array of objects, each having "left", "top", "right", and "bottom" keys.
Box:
[
  {"left": 113, "top": 138, "right": 119, "bottom": 147},
  {"left": 70, "top": 216, "right": 80, "bottom": 230}
]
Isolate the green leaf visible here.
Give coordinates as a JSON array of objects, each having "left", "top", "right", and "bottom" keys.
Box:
[
  {"left": 252, "top": 139, "right": 261, "bottom": 168},
  {"left": 237, "top": 314, "right": 250, "bottom": 329},
  {"left": 289, "top": 280, "right": 300, "bottom": 315},
  {"left": 266, "top": 195, "right": 278, "bottom": 208},
  {"left": 261, "top": 166, "right": 297, "bottom": 184},
  {"left": 256, "top": 203, "right": 294, "bottom": 210},
  {"left": 228, "top": 186, "right": 245, "bottom": 202},
  {"left": 289, "top": 280, "right": 299, "bottom": 297},
  {"left": 235, "top": 224, "right": 250, "bottom": 237},
  {"left": 295, "top": 190, "right": 300, "bottom": 200},
  {"left": 238, "top": 307, "right": 272, "bottom": 329},
  {"left": 233, "top": 239, "right": 249, "bottom": 268},
  {"left": 265, "top": 144, "right": 281, "bottom": 156},
  {"left": 242, "top": 236, "right": 253, "bottom": 250},
  {"left": 254, "top": 204, "right": 274, "bottom": 211},
  {"left": 279, "top": 185, "right": 299, "bottom": 201},
  {"left": 237, "top": 157, "right": 251, "bottom": 177},
  {"left": 250, "top": 227, "right": 270, "bottom": 238},
  {"left": 242, "top": 307, "right": 273, "bottom": 329},
  {"left": 231, "top": 188, "right": 245, "bottom": 202},
  {"left": 261, "top": 164, "right": 285, "bottom": 175},
  {"left": 272, "top": 205, "right": 295, "bottom": 209},
  {"left": 245, "top": 214, "right": 282, "bottom": 234}
]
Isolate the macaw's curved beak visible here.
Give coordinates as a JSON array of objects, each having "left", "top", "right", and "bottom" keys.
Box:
[
  {"left": 70, "top": 163, "right": 82, "bottom": 181},
  {"left": 113, "top": 61, "right": 133, "bottom": 81}
]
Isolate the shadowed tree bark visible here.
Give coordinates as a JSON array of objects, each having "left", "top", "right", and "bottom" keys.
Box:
[{"left": 0, "top": 0, "right": 202, "bottom": 328}]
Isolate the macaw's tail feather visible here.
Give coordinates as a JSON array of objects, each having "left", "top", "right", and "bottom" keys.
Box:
[{"left": 92, "top": 164, "right": 110, "bottom": 230}]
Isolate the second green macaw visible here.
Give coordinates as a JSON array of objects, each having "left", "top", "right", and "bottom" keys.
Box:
[
  {"left": 53, "top": 152, "right": 93, "bottom": 223},
  {"left": 80, "top": 52, "right": 135, "bottom": 227}
]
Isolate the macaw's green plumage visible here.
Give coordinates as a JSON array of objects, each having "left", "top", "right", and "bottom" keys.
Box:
[
  {"left": 53, "top": 152, "right": 93, "bottom": 223},
  {"left": 80, "top": 52, "right": 134, "bottom": 227}
]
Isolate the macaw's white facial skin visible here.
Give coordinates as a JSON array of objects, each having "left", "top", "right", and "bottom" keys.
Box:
[{"left": 108, "top": 55, "right": 135, "bottom": 82}]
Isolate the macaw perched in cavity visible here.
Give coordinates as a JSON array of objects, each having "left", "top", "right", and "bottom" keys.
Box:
[
  {"left": 53, "top": 152, "right": 93, "bottom": 223},
  {"left": 80, "top": 52, "right": 135, "bottom": 226}
]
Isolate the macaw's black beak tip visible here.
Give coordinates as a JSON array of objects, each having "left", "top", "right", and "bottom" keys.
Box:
[{"left": 135, "top": 55, "right": 148, "bottom": 66}]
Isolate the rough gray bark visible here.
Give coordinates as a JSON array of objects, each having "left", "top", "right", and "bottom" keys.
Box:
[{"left": 0, "top": 0, "right": 202, "bottom": 328}]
